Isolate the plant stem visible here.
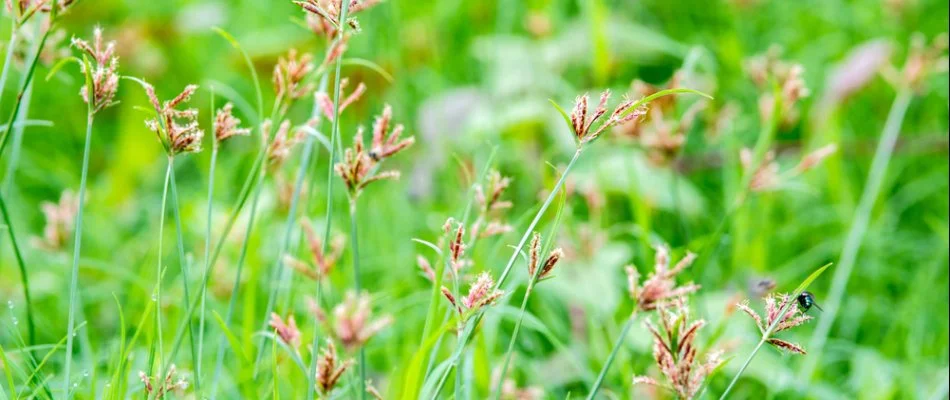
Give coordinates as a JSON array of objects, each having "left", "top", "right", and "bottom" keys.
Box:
[
  {"left": 491, "top": 279, "right": 536, "bottom": 399},
  {"left": 0, "top": 13, "right": 56, "bottom": 157},
  {"left": 307, "top": 0, "right": 351, "bottom": 396},
  {"left": 2, "top": 80, "right": 33, "bottom": 194},
  {"left": 0, "top": 27, "right": 17, "bottom": 110},
  {"left": 496, "top": 147, "right": 582, "bottom": 286},
  {"left": 155, "top": 158, "right": 174, "bottom": 373},
  {"left": 211, "top": 170, "right": 264, "bottom": 399},
  {"left": 586, "top": 310, "right": 637, "bottom": 399},
  {"left": 799, "top": 89, "right": 913, "bottom": 381},
  {"left": 168, "top": 159, "right": 199, "bottom": 389},
  {"left": 257, "top": 74, "right": 326, "bottom": 373},
  {"left": 198, "top": 143, "right": 218, "bottom": 388},
  {"left": 432, "top": 147, "right": 584, "bottom": 396},
  {"left": 62, "top": 111, "right": 94, "bottom": 393},
  {"left": 349, "top": 199, "right": 366, "bottom": 399},
  {"left": 162, "top": 141, "right": 267, "bottom": 385},
  {"left": 719, "top": 298, "right": 796, "bottom": 399},
  {"left": 0, "top": 194, "right": 34, "bottom": 340}
]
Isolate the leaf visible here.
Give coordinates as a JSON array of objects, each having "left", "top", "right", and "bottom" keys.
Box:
[
  {"left": 412, "top": 238, "right": 443, "bottom": 257},
  {"left": 205, "top": 79, "right": 260, "bottom": 126},
  {"left": 399, "top": 321, "right": 453, "bottom": 400},
  {"left": 548, "top": 99, "right": 573, "bottom": 131},
  {"left": 296, "top": 125, "right": 333, "bottom": 153},
  {"left": 0, "top": 344, "right": 16, "bottom": 399},
  {"left": 213, "top": 311, "right": 250, "bottom": 363},
  {"left": 44, "top": 56, "right": 83, "bottom": 81},
  {"left": 211, "top": 26, "right": 264, "bottom": 121},
  {"left": 342, "top": 58, "right": 394, "bottom": 83},
  {"left": 253, "top": 332, "right": 308, "bottom": 375},
  {"left": 0, "top": 120, "right": 54, "bottom": 133},
  {"left": 791, "top": 262, "right": 833, "bottom": 295},
  {"left": 623, "top": 88, "right": 714, "bottom": 118}
]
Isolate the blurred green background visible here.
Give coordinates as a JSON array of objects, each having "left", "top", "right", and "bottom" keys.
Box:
[{"left": 0, "top": 0, "right": 948, "bottom": 398}]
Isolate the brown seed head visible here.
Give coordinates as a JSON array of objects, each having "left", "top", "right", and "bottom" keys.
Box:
[
  {"left": 273, "top": 49, "right": 315, "bottom": 102},
  {"left": 462, "top": 271, "right": 505, "bottom": 311},
  {"left": 213, "top": 103, "right": 251, "bottom": 143},
  {"left": 627, "top": 245, "right": 700, "bottom": 312},
  {"left": 334, "top": 106, "right": 414, "bottom": 196},
  {"left": 268, "top": 312, "right": 301, "bottom": 348},
  {"left": 315, "top": 339, "right": 353, "bottom": 394},
  {"left": 71, "top": 27, "right": 119, "bottom": 113},
  {"left": 634, "top": 304, "right": 721, "bottom": 399},
  {"left": 144, "top": 83, "right": 203, "bottom": 155},
  {"left": 331, "top": 291, "right": 392, "bottom": 349},
  {"left": 736, "top": 292, "right": 812, "bottom": 354}
]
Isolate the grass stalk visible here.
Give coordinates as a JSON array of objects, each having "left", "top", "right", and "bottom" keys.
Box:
[
  {"left": 799, "top": 89, "right": 914, "bottom": 381},
  {"left": 586, "top": 310, "right": 637, "bottom": 399},
  {"left": 0, "top": 194, "right": 35, "bottom": 345},
  {"left": 2, "top": 81, "right": 33, "bottom": 194},
  {"left": 0, "top": 12, "right": 57, "bottom": 157},
  {"left": 211, "top": 171, "right": 265, "bottom": 399},
  {"left": 348, "top": 199, "right": 367, "bottom": 398},
  {"left": 198, "top": 140, "right": 218, "bottom": 387},
  {"left": 61, "top": 110, "right": 94, "bottom": 393},
  {"left": 307, "top": 1, "right": 352, "bottom": 397},
  {"left": 258, "top": 73, "right": 329, "bottom": 380},
  {"left": 168, "top": 160, "right": 199, "bottom": 389},
  {"left": 0, "top": 26, "right": 17, "bottom": 109},
  {"left": 161, "top": 144, "right": 266, "bottom": 384},
  {"left": 197, "top": 91, "right": 219, "bottom": 386},
  {"left": 154, "top": 158, "right": 174, "bottom": 374}
]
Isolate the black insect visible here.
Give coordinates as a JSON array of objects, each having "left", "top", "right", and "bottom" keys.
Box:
[{"left": 797, "top": 291, "right": 823, "bottom": 313}]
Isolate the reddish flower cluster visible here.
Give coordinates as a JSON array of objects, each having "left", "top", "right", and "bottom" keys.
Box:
[{"left": 71, "top": 27, "right": 119, "bottom": 113}]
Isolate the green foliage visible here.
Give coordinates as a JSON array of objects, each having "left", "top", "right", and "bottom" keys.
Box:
[{"left": 0, "top": 0, "right": 948, "bottom": 399}]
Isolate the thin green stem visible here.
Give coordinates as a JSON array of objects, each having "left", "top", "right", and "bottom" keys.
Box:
[
  {"left": 799, "top": 89, "right": 914, "bottom": 381},
  {"left": 0, "top": 194, "right": 34, "bottom": 342},
  {"left": 308, "top": 0, "right": 351, "bottom": 396},
  {"left": 0, "top": 27, "right": 17, "bottom": 110},
  {"left": 155, "top": 158, "right": 174, "bottom": 374},
  {"left": 0, "top": 13, "right": 56, "bottom": 158},
  {"left": 349, "top": 199, "right": 366, "bottom": 399},
  {"left": 163, "top": 147, "right": 265, "bottom": 374},
  {"left": 62, "top": 111, "right": 94, "bottom": 393},
  {"left": 197, "top": 91, "right": 219, "bottom": 388},
  {"left": 198, "top": 144, "right": 218, "bottom": 388},
  {"left": 491, "top": 280, "right": 536, "bottom": 399},
  {"left": 2, "top": 81, "right": 32, "bottom": 194},
  {"left": 586, "top": 311, "right": 637, "bottom": 399},
  {"left": 211, "top": 171, "right": 264, "bottom": 399},
  {"left": 257, "top": 74, "right": 327, "bottom": 375},
  {"left": 168, "top": 159, "right": 198, "bottom": 389}
]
